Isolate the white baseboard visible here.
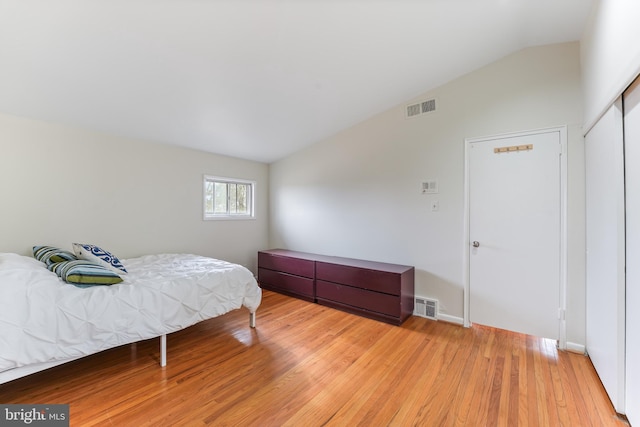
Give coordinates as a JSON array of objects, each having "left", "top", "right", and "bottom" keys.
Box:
[
  {"left": 437, "top": 313, "right": 464, "bottom": 325},
  {"left": 566, "top": 341, "right": 586, "bottom": 354}
]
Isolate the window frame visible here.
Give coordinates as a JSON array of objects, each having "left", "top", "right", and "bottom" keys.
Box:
[{"left": 203, "top": 175, "right": 256, "bottom": 220}]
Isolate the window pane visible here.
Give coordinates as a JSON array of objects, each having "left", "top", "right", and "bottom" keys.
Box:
[
  {"left": 205, "top": 181, "right": 214, "bottom": 214},
  {"left": 237, "top": 183, "right": 248, "bottom": 214},
  {"left": 229, "top": 184, "right": 238, "bottom": 214},
  {"left": 214, "top": 182, "right": 228, "bottom": 214}
]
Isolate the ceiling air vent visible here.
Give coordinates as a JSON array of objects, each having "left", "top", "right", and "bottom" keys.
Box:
[
  {"left": 406, "top": 98, "right": 437, "bottom": 119},
  {"left": 406, "top": 103, "right": 422, "bottom": 118}
]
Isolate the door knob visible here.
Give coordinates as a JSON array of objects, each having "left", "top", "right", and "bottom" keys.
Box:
[{"left": 472, "top": 241, "right": 480, "bottom": 248}]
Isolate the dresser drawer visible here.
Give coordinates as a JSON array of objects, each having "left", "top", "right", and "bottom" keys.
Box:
[
  {"left": 258, "top": 252, "right": 315, "bottom": 278},
  {"left": 316, "top": 280, "right": 400, "bottom": 317},
  {"left": 258, "top": 268, "right": 314, "bottom": 298},
  {"left": 316, "top": 262, "right": 402, "bottom": 295}
]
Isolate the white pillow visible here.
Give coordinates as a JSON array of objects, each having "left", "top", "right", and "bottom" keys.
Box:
[{"left": 72, "top": 243, "right": 128, "bottom": 275}]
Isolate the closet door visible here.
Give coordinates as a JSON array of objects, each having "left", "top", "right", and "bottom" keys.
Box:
[
  {"left": 585, "top": 99, "right": 626, "bottom": 413},
  {"left": 624, "top": 77, "right": 640, "bottom": 426}
]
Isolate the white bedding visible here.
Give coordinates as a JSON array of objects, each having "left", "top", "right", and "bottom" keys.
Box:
[{"left": 0, "top": 252, "right": 261, "bottom": 373}]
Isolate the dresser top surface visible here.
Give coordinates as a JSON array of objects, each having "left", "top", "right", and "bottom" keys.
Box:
[
  {"left": 259, "top": 249, "right": 414, "bottom": 273},
  {"left": 259, "top": 249, "right": 326, "bottom": 262}
]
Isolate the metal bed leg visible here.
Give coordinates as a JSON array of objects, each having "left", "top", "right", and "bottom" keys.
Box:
[
  {"left": 250, "top": 312, "right": 256, "bottom": 328},
  {"left": 160, "top": 334, "right": 167, "bottom": 367}
]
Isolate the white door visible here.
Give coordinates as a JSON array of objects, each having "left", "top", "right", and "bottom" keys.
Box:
[
  {"left": 585, "top": 100, "right": 626, "bottom": 413},
  {"left": 467, "top": 129, "right": 563, "bottom": 340},
  {"left": 624, "top": 78, "right": 640, "bottom": 421}
]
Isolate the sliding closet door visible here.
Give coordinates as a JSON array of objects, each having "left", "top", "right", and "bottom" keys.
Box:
[
  {"left": 584, "top": 99, "right": 626, "bottom": 413},
  {"left": 624, "top": 77, "right": 640, "bottom": 426}
]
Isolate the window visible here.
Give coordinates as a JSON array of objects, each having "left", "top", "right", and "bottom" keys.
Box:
[{"left": 203, "top": 175, "right": 255, "bottom": 220}]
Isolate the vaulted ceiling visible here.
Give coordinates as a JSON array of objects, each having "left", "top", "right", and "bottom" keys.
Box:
[{"left": 0, "top": 0, "right": 594, "bottom": 163}]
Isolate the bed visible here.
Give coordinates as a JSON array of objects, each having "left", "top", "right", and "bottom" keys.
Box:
[{"left": 0, "top": 251, "right": 262, "bottom": 385}]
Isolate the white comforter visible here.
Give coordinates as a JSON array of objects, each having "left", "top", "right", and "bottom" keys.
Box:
[{"left": 0, "top": 253, "right": 262, "bottom": 372}]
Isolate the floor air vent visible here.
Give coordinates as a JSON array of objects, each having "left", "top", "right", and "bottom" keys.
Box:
[
  {"left": 415, "top": 297, "right": 438, "bottom": 320},
  {"left": 406, "top": 98, "right": 437, "bottom": 119}
]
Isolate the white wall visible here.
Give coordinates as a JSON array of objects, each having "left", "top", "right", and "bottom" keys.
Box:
[
  {"left": 269, "top": 42, "right": 586, "bottom": 346},
  {"left": 0, "top": 113, "right": 269, "bottom": 271},
  {"left": 581, "top": 0, "right": 640, "bottom": 131}
]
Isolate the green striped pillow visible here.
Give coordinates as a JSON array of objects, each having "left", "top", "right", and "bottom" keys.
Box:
[
  {"left": 33, "top": 245, "right": 78, "bottom": 266},
  {"left": 49, "top": 260, "right": 123, "bottom": 286}
]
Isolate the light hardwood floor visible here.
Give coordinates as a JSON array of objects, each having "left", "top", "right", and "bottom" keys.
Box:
[{"left": 0, "top": 290, "right": 628, "bottom": 426}]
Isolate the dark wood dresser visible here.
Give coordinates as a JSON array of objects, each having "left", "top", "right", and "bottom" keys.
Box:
[
  {"left": 257, "top": 249, "right": 317, "bottom": 302},
  {"left": 257, "top": 249, "right": 414, "bottom": 325}
]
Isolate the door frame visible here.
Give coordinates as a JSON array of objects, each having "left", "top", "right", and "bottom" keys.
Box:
[{"left": 462, "top": 126, "right": 568, "bottom": 350}]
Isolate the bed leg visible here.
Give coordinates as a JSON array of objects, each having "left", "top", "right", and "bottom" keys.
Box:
[
  {"left": 160, "top": 334, "right": 167, "bottom": 367},
  {"left": 250, "top": 312, "right": 256, "bottom": 328}
]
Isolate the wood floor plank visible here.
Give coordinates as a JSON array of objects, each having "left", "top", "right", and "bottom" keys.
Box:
[
  {"left": 447, "top": 329, "right": 487, "bottom": 426},
  {"left": 410, "top": 326, "right": 481, "bottom": 426},
  {"left": 0, "top": 290, "right": 628, "bottom": 426}
]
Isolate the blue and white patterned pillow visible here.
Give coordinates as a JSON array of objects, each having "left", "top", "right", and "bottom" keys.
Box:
[{"left": 72, "top": 243, "right": 128, "bottom": 275}]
